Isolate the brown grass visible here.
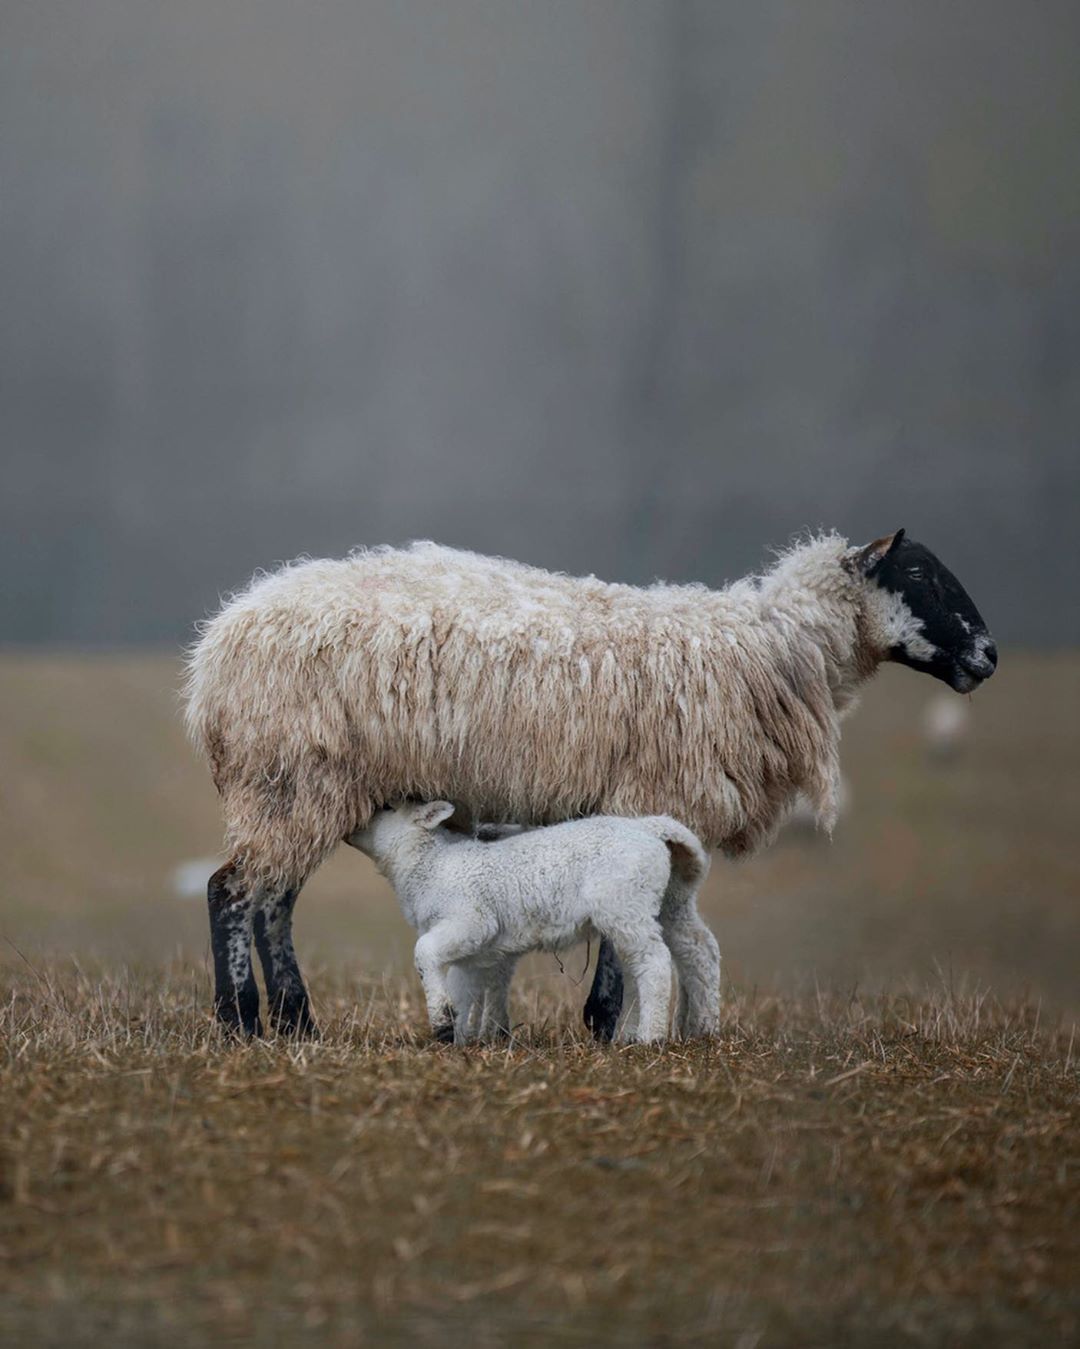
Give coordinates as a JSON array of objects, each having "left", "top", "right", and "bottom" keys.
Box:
[
  {"left": 2, "top": 964, "right": 1077, "bottom": 1347},
  {"left": 1, "top": 652, "right": 1078, "bottom": 1343}
]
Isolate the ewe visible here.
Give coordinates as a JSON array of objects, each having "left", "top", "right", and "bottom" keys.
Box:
[
  {"left": 186, "top": 528, "right": 996, "bottom": 1037},
  {"left": 347, "top": 803, "right": 714, "bottom": 1044}
]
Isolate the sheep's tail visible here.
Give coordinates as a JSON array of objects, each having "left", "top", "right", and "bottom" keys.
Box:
[{"left": 639, "top": 816, "right": 711, "bottom": 887}]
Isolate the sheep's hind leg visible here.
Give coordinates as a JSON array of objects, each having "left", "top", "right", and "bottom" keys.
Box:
[
  {"left": 615, "top": 964, "right": 640, "bottom": 1044},
  {"left": 253, "top": 885, "right": 317, "bottom": 1038},
  {"left": 583, "top": 937, "right": 624, "bottom": 1042},
  {"left": 208, "top": 860, "right": 262, "bottom": 1038}
]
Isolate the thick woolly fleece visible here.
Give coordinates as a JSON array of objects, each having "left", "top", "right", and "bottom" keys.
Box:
[
  {"left": 186, "top": 535, "right": 881, "bottom": 889},
  {"left": 347, "top": 805, "right": 718, "bottom": 1044}
]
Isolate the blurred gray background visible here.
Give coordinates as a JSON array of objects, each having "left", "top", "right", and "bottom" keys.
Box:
[
  {"left": 2, "top": 0, "right": 1079, "bottom": 645},
  {"left": 1, "top": 2, "right": 1078, "bottom": 1017}
]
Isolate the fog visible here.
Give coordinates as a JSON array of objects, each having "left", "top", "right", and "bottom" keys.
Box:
[{"left": 2, "top": 2, "right": 1078, "bottom": 644}]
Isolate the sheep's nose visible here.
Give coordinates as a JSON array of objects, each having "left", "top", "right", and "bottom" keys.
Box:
[{"left": 961, "top": 639, "right": 997, "bottom": 679}]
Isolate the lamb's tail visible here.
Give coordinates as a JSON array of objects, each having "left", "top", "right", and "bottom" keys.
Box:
[{"left": 638, "top": 816, "right": 710, "bottom": 887}]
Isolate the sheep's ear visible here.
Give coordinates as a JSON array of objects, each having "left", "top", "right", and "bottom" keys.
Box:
[
  {"left": 414, "top": 800, "right": 455, "bottom": 831},
  {"left": 851, "top": 528, "right": 905, "bottom": 576}
]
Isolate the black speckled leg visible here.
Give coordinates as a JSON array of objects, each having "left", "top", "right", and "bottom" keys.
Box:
[
  {"left": 208, "top": 860, "right": 262, "bottom": 1038},
  {"left": 584, "top": 937, "right": 624, "bottom": 1043},
  {"left": 253, "top": 886, "right": 318, "bottom": 1038}
]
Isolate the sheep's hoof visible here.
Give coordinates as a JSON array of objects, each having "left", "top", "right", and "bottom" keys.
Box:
[
  {"left": 432, "top": 1016, "right": 456, "bottom": 1045},
  {"left": 213, "top": 997, "right": 263, "bottom": 1040},
  {"left": 268, "top": 996, "right": 319, "bottom": 1040},
  {"left": 583, "top": 995, "right": 620, "bottom": 1043}
]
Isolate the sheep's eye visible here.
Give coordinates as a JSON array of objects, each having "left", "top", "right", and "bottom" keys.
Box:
[{"left": 908, "top": 568, "right": 924, "bottom": 580}]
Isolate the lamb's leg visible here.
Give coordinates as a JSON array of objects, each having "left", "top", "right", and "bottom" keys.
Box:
[
  {"left": 414, "top": 922, "right": 489, "bottom": 1045},
  {"left": 208, "top": 859, "right": 262, "bottom": 1038},
  {"left": 446, "top": 964, "right": 485, "bottom": 1043},
  {"left": 478, "top": 956, "right": 517, "bottom": 1042},
  {"left": 252, "top": 886, "right": 317, "bottom": 1038},
  {"left": 583, "top": 937, "right": 624, "bottom": 1042},
  {"left": 612, "top": 929, "right": 673, "bottom": 1043},
  {"left": 661, "top": 882, "right": 720, "bottom": 1039}
]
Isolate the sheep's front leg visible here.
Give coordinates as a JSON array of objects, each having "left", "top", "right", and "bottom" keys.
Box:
[
  {"left": 584, "top": 937, "right": 624, "bottom": 1042},
  {"left": 208, "top": 860, "right": 262, "bottom": 1038},
  {"left": 253, "top": 886, "right": 317, "bottom": 1038},
  {"left": 414, "top": 921, "right": 489, "bottom": 1045}
]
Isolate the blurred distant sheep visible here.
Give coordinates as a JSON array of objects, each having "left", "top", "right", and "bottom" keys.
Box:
[{"left": 922, "top": 692, "right": 972, "bottom": 760}]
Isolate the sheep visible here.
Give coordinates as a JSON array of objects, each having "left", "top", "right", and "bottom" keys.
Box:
[
  {"left": 346, "top": 802, "right": 715, "bottom": 1044},
  {"left": 185, "top": 527, "right": 996, "bottom": 1036},
  {"left": 922, "top": 691, "right": 973, "bottom": 762}
]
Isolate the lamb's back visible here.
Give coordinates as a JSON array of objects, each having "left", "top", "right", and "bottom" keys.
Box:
[
  {"left": 461, "top": 815, "right": 673, "bottom": 874},
  {"left": 431, "top": 818, "right": 674, "bottom": 923}
]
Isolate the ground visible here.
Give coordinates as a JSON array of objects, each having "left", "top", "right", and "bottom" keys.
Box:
[
  {"left": 0, "top": 652, "right": 1077, "bottom": 1345},
  {"left": 2, "top": 972, "right": 1077, "bottom": 1346}
]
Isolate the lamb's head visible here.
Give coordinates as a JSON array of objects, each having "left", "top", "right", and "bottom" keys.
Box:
[
  {"left": 848, "top": 530, "right": 997, "bottom": 693},
  {"left": 348, "top": 800, "right": 455, "bottom": 860}
]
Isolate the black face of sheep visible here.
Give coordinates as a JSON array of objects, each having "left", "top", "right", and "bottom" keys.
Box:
[{"left": 855, "top": 530, "right": 997, "bottom": 693}]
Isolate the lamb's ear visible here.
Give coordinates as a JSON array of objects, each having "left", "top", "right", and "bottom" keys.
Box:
[
  {"left": 414, "top": 800, "right": 455, "bottom": 831},
  {"left": 849, "top": 528, "right": 905, "bottom": 576}
]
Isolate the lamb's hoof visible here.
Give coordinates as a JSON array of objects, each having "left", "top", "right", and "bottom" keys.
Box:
[
  {"left": 679, "top": 1023, "right": 720, "bottom": 1041},
  {"left": 432, "top": 1017, "right": 456, "bottom": 1045}
]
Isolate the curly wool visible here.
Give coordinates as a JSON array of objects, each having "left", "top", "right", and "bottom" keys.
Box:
[{"left": 184, "top": 535, "right": 880, "bottom": 886}]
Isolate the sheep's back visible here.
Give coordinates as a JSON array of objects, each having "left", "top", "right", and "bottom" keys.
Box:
[{"left": 185, "top": 544, "right": 807, "bottom": 868}]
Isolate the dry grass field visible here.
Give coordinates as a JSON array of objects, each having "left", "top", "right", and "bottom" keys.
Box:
[
  {"left": 2, "top": 972, "right": 1077, "bottom": 1346},
  {"left": 0, "top": 652, "right": 1078, "bottom": 1345}
]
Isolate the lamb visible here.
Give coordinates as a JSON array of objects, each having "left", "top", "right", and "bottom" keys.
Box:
[
  {"left": 347, "top": 803, "right": 716, "bottom": 1044},
  {"left": 185, "top": 528, "right": 996, "bottom": 1037}
]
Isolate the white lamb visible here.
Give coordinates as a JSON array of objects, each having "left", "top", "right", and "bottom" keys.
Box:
[{"left": 347, "top": 803, "right": 716, "bottom": 1044}]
